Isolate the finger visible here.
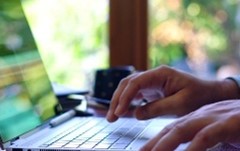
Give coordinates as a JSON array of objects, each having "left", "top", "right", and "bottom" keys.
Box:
[
  {"left": 107, "top": 73, "right": 139, "bottom": 122},
  {"left": 140, "top": 120, "right": 183, "bottom": 151},
  {"left": 140, "top": 127, "right": 171, "bottom": 151},
  {"left": 186, "top": 122, "right": 223, "bottom": 151},
  {"left": 151, "top": 118, "right": 211, "bottom": 151},
  {"left": 186, "top": 120, "right": 240, "bottom": 151},
  {"left": 134, "top": 92, "right": 187, "bottom": 120},
  {"left": 114, "top": 69, "right": 167, "bottom": 116}
]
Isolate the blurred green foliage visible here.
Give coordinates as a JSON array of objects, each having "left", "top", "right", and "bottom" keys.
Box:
[
  {"left": 149, "top": 0, "right": 240, "bottom": 77},
  {"left": 20, "top": 0, "right": 240, "bottom": 87},
  {"left": 22, "top": 0, "right": 109, "bottom": 89}
]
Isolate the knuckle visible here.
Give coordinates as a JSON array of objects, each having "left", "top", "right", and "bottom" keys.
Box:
[
  {"left": 172, "top": 123, "right": 186, "bottom": 135},
  {"left": 119, "top": 77, "right": 129, "bottom": 85},
  {"left": 157, "top": 65, "right": 174, "bottom": 73},
  {"left": 163, "top": 124, "right": 175, "bottom": 133},
  {"left": 156, "top": 124, "right": 175, "bottom": 137},
  {"left": 120, "top": 72, "right": 142, "bottom": 87},
  {"left": 156, "top": 65, "right": 177, "bottom": 81},
  {"left": 226, "top": 114, "right": 240, "bottom": 124},
  {"left": 128, "top": 77, "right": 140, "bottom": 89},
  {"left": 158, "top": 65, "right": 169, "bottom": 70},
  {"left": 195, "top": 131, "right": 209, "bottom": 143},
  {"left": 224, "top": 115, "right": 240, "bottom": 135}
]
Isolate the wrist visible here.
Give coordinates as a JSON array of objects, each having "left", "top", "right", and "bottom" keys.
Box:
[{"left": 218, "top": 77, "right": 240, "bottom": 100}]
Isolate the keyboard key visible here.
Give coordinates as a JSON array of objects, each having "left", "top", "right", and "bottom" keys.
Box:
[
  {"left": 40, "top": 117, "right": 151, "bottom": 150},
  {"left": 48, "top": 144, "right": 64, "bottom": 148},
  {"left": 101, "top": 138, "right": 118, "bottom": 144},
  {"left": 115, "top": 137, "right": 133, "bottom": 144},
  {"left": 110, "top": 143, "right": 128, "bottom": 149},
  {"left": 63, "top": 143, "right": 80, "bottom": 148},
  {"left": 94, "top": 143, "right": 111, "bottom": 149},
  {"left": 79, "top": 142, "right": 97, "bottom": 149}
]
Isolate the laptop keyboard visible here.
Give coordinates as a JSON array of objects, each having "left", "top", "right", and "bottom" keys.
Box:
[{"left": 40, "top": 118, "right": 150, "bottom": 150}]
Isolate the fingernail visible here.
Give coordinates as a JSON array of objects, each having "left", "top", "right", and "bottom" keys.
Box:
[
  {"left": 106, "top": 110, "right": 112, "bottom": 119},
  {"left": 114, "top": 105, "right": 122, "bottom": 116}
]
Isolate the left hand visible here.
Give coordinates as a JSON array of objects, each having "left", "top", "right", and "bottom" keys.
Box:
[{"left": 140, "top": 99, "right": 240, "bottom": 151}]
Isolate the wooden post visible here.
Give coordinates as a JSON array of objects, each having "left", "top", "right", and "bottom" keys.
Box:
[{"left": 109, "top": 0, "right": 148, "bottom": 70}]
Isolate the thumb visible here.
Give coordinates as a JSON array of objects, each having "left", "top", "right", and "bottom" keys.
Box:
[{"left": 134, "top": 94, "right": 184, "bottom": 120}]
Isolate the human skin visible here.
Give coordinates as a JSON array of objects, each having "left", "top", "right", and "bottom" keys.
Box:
[
  {"left": 140, "top": 100, "right": 240, "bottom": 151},
  {"left": 106, "top": 65, "right": 240, "bottom": 150}
]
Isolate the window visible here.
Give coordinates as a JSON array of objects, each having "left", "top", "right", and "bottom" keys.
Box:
[
  {"left": 22, "top": 0, "right": 109, "bottom": 89},
  {"left": 21, "top": 0, "right": 239, "bottom": 91},
  {"left": 149, "top": 0, "right": 240, "bottom": 79}
]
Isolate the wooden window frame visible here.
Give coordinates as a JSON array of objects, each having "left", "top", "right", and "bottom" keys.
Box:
[{"left": 109, "top": 0, "right": 148, "bottom": 70}]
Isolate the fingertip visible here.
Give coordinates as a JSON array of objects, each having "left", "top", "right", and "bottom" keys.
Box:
[
  {"left": 139, "top": 146, "right": 149, "bottom": 151},
  {"left": 140, "top": 142, "right": 154, "bottom": 151},
  {"left": 107, "top": 117, "right": 118, "bottom": 123},
  {"left": 106, "top": 111, "right": 119, "bottom": 122},
  {"left": 134, "top": 107, "right": 148, "bottom": 120}
]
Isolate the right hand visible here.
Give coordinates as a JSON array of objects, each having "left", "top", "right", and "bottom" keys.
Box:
[
  {"left": 106, "top": 65, "right": 239, "bottom": 122},
  {"left": 140, "top": 99, "right": 240, "bottom": 151}
]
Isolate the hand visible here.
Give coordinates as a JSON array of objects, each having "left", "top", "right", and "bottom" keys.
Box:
[
  {"left": 107, "top": 65, "right": 239, "bottom": 122},
  {"left": 140, "top": 100, "right": 240, "bottom": 151}
]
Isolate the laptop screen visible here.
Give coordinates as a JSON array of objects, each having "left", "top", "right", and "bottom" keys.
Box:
[{"left": 0, "top": 0, "right": 59, "bottom": 143}]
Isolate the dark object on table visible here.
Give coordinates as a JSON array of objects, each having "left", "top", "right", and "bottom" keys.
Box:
[
  {"left": 93, "top": 66, "right": 135, "bottom": 105},
  {"left": 52, "top": 83, "right": 89, "bottom": 113}
]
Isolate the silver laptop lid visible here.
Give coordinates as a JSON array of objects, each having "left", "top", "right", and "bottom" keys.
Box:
[{"left": 0, "top": 0, "right": 60, "bottom": 144}]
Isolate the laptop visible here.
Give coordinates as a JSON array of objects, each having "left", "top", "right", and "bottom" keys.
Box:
[{"left": 0, "top": 0, "right": 187, "bottom": 150}]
